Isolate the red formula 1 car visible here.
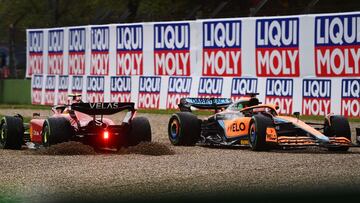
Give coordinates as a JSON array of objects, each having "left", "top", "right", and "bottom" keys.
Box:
[{"left": 0, "top": 95, "right": 151, "bottom": 150}]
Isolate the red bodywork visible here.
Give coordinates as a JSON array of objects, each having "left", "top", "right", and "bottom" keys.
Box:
[{"left": 29, "top": 108, "right": 115, "bottom": 145}]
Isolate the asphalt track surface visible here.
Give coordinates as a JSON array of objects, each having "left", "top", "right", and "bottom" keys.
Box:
[{"left": 0, "top": 109, "right": 360, "bottom": 203}]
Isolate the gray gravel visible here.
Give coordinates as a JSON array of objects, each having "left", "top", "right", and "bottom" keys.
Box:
[{"left": 1, "top": 109, "right": 360, "bottom": 202}]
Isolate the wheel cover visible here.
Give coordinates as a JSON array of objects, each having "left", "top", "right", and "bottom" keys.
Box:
[
  {"left": 170, "top": 119, "right": 179, "bottom": 139},
  {"left": 249, "top": 124, "right": 256, "bottom": 145}
]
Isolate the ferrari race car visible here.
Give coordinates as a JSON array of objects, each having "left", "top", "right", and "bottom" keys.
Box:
[
  {"left": 168, "top": 95, "right": 360, "bottom": 151},
  {"left": 0, "top": 95, "right": 151, "bottom": 150}
]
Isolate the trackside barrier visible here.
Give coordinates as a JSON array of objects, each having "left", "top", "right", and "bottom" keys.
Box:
[{"left": 27, "top": 12, "right": 360, "bottom": 117}]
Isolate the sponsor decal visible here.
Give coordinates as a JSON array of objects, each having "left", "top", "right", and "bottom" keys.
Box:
[
  {"left": 154, "top": 23, "right": 190, "bottom": 76},
  {"left": 302, "top": 79, "right": 331, "bottom": 116},
  {"left": 231, "top": 78, "right": 257, "bottom": 101},
  {"left": 110, "top": 76, "right": 131, "bottom": 102},
  {"left": 198, "top": 77, "right": 223, "bottom": 98},
  {"left": 31, "top": 75, "right": 43, "bottom": 104},
  {"left": 89, "top": 103, "right": 120, "bottom": 109},
  {"left": 166, "top": 77, "right": 192, "bottom": 109},
  {"left": 44, "top": 75, "right": 56, "bottom": 105},
  {"left": 224, "top": 117, "right": 251, "bottom": 137},
  {"left": 57, "top": 76, "right": 69, "bottom": 105},
  {"left": 91, "top": 27, "right": 109, "bottom": 75},
  {"left": 86, "top": 76, "right": 105, "bottom": 102},
  {"left": 69, "top": 28, "right": 86, "bottom": 75},
  {"left": 138, "top": 76, "right": 161, "bottom": 109},
  {"left": 116, "top": 25, "right": 143, "bottom": 75},
  {"left": 341, "top": 79, "right": 359, "bottom": 117},
  {"left": 202, "top": 20, "right": 242, "bottom": 76},
  {"left": 265, "top": 78, "right": 293, "bottom": 114},
  {"left": 48, "top": 29, "right": 64, "bottom": 75},
  {"left": 71, "top": 76, "right": 83, "bottom": 95},
  {"left": 28, "top": 31, "right": 44, "bottom": 76},
  {"left": 315, "top": 14, "right": 360, "bottom": 77},
  {"left": 256, "top": 18, "right": 299, "bottom": 77}
]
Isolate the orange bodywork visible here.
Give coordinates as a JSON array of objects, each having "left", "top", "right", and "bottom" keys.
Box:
[{"left": 224, "top": 117, "right": 251, "bottom": 138}]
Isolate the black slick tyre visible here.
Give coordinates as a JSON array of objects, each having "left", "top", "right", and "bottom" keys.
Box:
[
  {"left": 324, "top": 115, "right": 351, "bottom": 152},
  {"left": 0, "top": 116, "right": 24, "bottom": 150},
  {"left": 248, "top": 114, "right": 273, "bottom": 151},
  {"left": 42, "top": 117, "right": 73, "bottom": 147},
  {"left": 127, "top": 117, "right": 152, "bottom": 146},
  {"left": 168, "top": 112, "right": 201, "bottom": 146}
]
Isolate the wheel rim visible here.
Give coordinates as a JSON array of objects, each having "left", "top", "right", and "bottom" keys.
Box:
[
  {"left": 170, "top": 119, "right": 179, "bottom": 139},
  {"left": 249, "top": 124, "right": 256, "bottom": 145},
  {"left": 42, "top": 124, "right": 49, "bottom": 146},
  {"left": 0, "top": 121, "right": 6, "bottom": 148}
]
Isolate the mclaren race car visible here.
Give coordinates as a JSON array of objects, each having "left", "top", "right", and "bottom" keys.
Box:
[
  {"left": 168, "top": 95, "right": 360, "bottom": 151},
  {"left": 0, "top": 95, "right": 151, "bottom": 150}
]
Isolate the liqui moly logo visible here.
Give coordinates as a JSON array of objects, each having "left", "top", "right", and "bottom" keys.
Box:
[
  {"left": 44, "top": 75, "right": 56, "bottom": 105},
  {"left": 302, "top": 79, "right": 331, "bottom": 116},
  {"left": 87, "top": 76, "right": 105, "bottom": 102},
  {"left": 31, "top": 75, "right": 43, "bottom": 104},
  {"left": 315, "top": 14, "right": 360, "bottom": 77},
  {"left": 71, "top": 76, "right": 83, "bottom": 94},
  {"left": 28, "top": 31, "right": 44, "bottom": 76},
  {"left": 198, "top": 77, "right": 223, "bottom": 98},
  {"left": 154, "top": 23, "right": 190, "bottom": 76},
  {"left": 110, "top": 76, "right": 131, "bottom": 102},
  {"left": 138, "top": 76, "right": 161, "bottom": 109},
  {"left": 69, "top": 28, "right": 85, "bottom": 75},
  {"left": 202, "top": 20, "right": 242, "bottom": 76},
  {"left": 91, "top": 27, "right": 109, "bottom": 75},
  {"left": 256, "top": 18, "right": 299, "bottom": 77},
  {"left": 265, "top": 78, "right": 293, "bottom": 114},
  {"left": 116, "top": 25, "right": 143, "bottom": 75},
  {"left": 166, "top": 77, "right": 192, "bottom": 109},
  {"left": 48, "top": 29, "right": 64, "bottom": 75},
  {"left": 231, "top": 78, "right": 257, "bottom": 101},
  {"left": 341, "top": 79, "right": 360, "bottom": 117},
  {"left": 57, "top": 76, "right": 69, "bottom": 105}
]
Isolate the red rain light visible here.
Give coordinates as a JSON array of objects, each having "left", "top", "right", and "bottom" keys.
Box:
[{"left": 103, "top": 131, "right": 109, "bottom": 140}]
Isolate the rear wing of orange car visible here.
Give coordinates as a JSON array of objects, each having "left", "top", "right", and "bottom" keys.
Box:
[
  {"left": 178, "top": 98, "right": 232, "bottom": 112},
  {"left": 71, "top": 102, "right": 135, "bottom": 115}
]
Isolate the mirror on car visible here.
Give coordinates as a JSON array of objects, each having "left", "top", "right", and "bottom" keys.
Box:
[{"left": 293, "top": 112, "right": 300, "bottom": 119}]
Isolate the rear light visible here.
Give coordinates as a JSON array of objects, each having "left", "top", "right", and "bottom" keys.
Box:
[{"left": 103, "top": 131, "right": 109, "bottom": 140}]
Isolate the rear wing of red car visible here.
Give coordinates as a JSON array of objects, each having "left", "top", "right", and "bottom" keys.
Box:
[
  {"left": 71, "top": 102, "right": 135, "bottom": 115},
  {"left": 178, "top": 98, "right": 232, "bottom": 112}
]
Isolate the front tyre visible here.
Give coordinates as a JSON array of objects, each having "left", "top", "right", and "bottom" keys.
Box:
[
  {"left": 42, "top": 117, "right": 74, "bottom": 147},
  {"left": 248, "top": 114, "right": 274, "bottom": 151},
  {"left": 324, "top": 115, "right": 351, "bottom": 152},
  {"left": 0, "top": 116, "right": 24, "bottom": 150},
  {"left": 168, "top": 112, "right": 201, "bottom": 146}
]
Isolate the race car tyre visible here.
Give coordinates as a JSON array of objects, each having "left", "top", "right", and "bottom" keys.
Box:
[
  {"left": 42, "top": 117, "right": 73, "bottom": 147},
  {"left": 0, "top": 116, "right": 24, "bottom": 150},
  {"left": 248, "top": 114, "right": 273, "bottom": 151},
  {"left": 127, "top": 117, "right": 152, "bottom": 146},
  {"left": 168, "top": 112, "right": 201, "bottom": 146},
  {"left": 324, "top": 115, "right": 351, "bottom": 152}
]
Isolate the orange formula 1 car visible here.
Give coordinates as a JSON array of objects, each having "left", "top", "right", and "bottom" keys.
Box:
[
  {"left": 0, "top": 95, "right": 151, "bottom": 150},
  {"left": 168, "top": 95, "right": 360, "bottom": 151}
]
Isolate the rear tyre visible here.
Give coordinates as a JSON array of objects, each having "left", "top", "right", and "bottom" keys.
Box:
[
  {"left": 324, "top": 115, "right": 351, "bottom": 152},
  {"left": 168, "top": 112, "right": 201, "bottom": 146},
  {"left": 42, "top": 117, "right": 74, "bottom": 147},
  {"left": 127, "top": 117, "right": 152, "bottom": 146},
  {"left": 248, "top": 114, "right": 273, "bottom": 151},
  {"left": 0, "top": 116, "right": 24, "bottom": 150}
]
